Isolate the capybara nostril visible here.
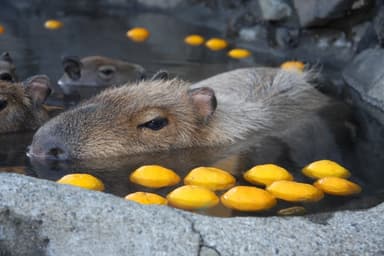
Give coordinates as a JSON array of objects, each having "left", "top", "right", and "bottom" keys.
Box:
[
  {"left": 28, "top": 135, "right": 70, "bottom": 161},
  {"left": 47, "top": 147, "right": 67, "bottom": 160},
  {"left": 0, "top": 99, "right": 7, "bottom": 111}
]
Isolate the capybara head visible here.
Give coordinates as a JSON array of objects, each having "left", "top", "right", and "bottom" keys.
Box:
[
  {"left": 29, "top": 67, "right": 339, "bottom": 160},
  {"left": 0, "top": 75, "right": 51, "bottom": 133},
  {"left": 0, "top": 52, "right": 18, "bottom": 82},
  {"left": 29, "top": 78, "right": 220, "bottom": 160},
  {"left": 58, "top": 55, "right": 145, "bottom": 94}
]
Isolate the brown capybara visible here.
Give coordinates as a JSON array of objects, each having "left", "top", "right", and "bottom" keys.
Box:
[
  {"left": 29, "top": 67, "right": 351, "bottom": 160},
  {"left": 0, "top": 75, "right": 51, "bottom": 133},
  {"left": 0, "top": 52, "right": 18, "bottom": 82},
  {"left": 58, "top": 55, "right": 145, "bottom": 95}
]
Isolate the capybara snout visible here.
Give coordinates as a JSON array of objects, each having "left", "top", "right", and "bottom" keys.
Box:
[{"left": 29, "top": 67, "right": 345, "bottom": 159}]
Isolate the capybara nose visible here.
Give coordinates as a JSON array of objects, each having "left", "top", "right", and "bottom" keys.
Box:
[{"left": 28, "top": 135, "right": 70, "bottom": 160}]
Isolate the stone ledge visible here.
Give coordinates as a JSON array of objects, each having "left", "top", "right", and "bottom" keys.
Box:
[{"left": 0, "top": 173, "right": 383, "bottom": 256}]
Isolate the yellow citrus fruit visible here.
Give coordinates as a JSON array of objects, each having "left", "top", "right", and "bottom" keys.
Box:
[
  {"left": 205, "top": 38, "right": 228, "bottom": 51},
  {"left": 57, "top": 173, "right": 104, "bottom": 191},
  {"left": 243, "top": 164, "right": 293, "bottom": 186},
  {"left": 302, "top": 160, "right": 350, "bottom": 179},
  {"left": 125, "top": 192, "right": 167, "bottom": 205},
  {"left": 129, "top": 165, "right": 180, "bottom": 188},
  {"left": 126, "top": 27, "right": 150, "bottom": 42},
  {"left": 266, "top": 180, "right": 324, "bottom": 202},
  {"left": 280, "top": 61, "right": 305, "bottom": 72},
  {"left": 0, "top": 25, "right": 5, "bottom": 34},
  {"left": 184, "top": 166, "right": 236, "bottom": 191},
  {"left": 44, "top": 20, "right": 63, "bottom": 30},
  {"left": 167, "top": 185, "right": 219, "bottom": 210},
  {"left": 314, "top": 177, "right": 362, "bottom": 196},
  {"left": 227, "top": 48, "right": 252, "bottom": 59},
  {"left": 184, "top": 34, "right": 205, "bottom": 46},
  {"left": 277, "top": 206, "right": 306, "bottom": 216},
  {"left": 221, "top": 186, "right": 276, "bottom": 211}
]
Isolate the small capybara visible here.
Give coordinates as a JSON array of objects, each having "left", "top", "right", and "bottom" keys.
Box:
[
  {"left": 0, "top": 52, "right": 18, "bottom": 82},
  {"left": 0, "top": 75, "right": 51, "bottom": 133},
  {"left": 29, "top": 67, "right": 351, "bottom": 160},
  {"left": 58, "top": 55, "right": 145, "bottom": 95}
]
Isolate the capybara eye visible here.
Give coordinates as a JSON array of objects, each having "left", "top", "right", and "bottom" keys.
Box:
[
  {"left": 0, "top": 73, "right": 13, "bottom": 82},
  {"left": 138, "top": 117, "right": 169, "bottom": 131},
  {"left": 98, "top": 67, "right": 116, "bottom": 79},
  {"left": 101, "top": 69, "right": 114, "bottom": 76},
  {"left": 0, "top": 99, "right": 8, "bottom": 111}
]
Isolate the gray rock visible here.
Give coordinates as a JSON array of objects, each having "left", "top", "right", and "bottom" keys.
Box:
[
  {"left": 137, "top": 0, "right": 183, "bottom": 9},
  {"left": 0, "top": 173, "right": 199, "bottom": 256},
  {"left": 352, "top": 22, "right": 377, "bottom": 53},
  {"left": 275, "top": 27, "right": 300, "bottom": 48},
  {"left": 293, "top": 0, "right": 370, "bottom": 27},
  {"left": 1, "top": 173, "right": 384, "bottom": 256},
  {"left": 258, "top": 0, "right": 292, "bottom": 21},
  {"left": 343, "top": 49, "right": 384, "bottom": 114},
  {"left": 374, "top": 6, "right": 384, "bottom": 47},
  {"left": 239, "top": 25, "right": 267, "bottom": 42}
]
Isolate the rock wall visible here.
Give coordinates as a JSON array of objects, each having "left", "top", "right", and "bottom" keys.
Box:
[{"left": 1, "top": 173, "right": 383, "bottom": 256}]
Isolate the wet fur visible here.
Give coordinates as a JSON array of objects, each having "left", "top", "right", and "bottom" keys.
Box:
[
  {"left": 0, "top": 81, "right": 49, "bottom": 133},
  {"left": 31, "top": 67, "right": 347, "bottom": 159}
]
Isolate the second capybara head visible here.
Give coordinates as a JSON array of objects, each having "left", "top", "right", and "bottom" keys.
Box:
[{"left": 58, "top": 55, "right": 146, "bottom": 95}]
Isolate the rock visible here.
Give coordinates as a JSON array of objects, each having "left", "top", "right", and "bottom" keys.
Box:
[
  {"left": 373, "top": 6, "right": 384, "bottom": 47},
  {"left": 0, "top": 174, "right": 199, "bottom": 256},
  {"left": 342, "top": 49, "right": 384, "bottom": 114},
  {"left": 275, "top": 26, "right": 300, "bottom": 48},
  {"left": 239, "top": 25, "right": 267, "bottom": 42},
  {"left": 137, "top": 0, "right": 183, "bottom": 9},
  {"left": 333, "top": 33, "right": 352, "bottom": 48},
  {"left": 258, "top": 0, "right": 292, "bottom": 21},
  {"left": 1, "top": 173, "right": 384, "bottom": 256},
  {"left": 293, "top": 0, "right": 371, "bottom": 27},
  {"left": 351, "top": 22, "right": 377, "bottom": 52}
]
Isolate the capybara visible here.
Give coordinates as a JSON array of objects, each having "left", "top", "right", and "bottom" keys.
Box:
[
  {"left": 0, "top": 75, "right": 51, "bottom": 133},
  {"left": 58, "top": 55, "right": 145, "bottom": 95},
  {"left": 0, "top": 52, "right": 18, "bottom": 82},
  {"left": 29, "top": 67, "right": 351, "bottom": 160}
]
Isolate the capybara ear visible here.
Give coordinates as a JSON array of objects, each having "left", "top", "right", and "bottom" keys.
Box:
[
  {"left": 62, "top": 56, "right": 82, "bottom": 80},
  {"left": 0, "top": 52, "right": 13, "bottom": 63},
  {"left": 187, "top": 87, "right": 217, "bottom": 120},
  {"left": 24, "top": 75, "right": 52, "bottom": 106},
  {"left": 151, "top": 70, "right": 169, "bottom": 81}
]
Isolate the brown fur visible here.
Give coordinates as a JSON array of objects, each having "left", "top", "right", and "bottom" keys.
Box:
[
  {"left": 29, "top": 67, "right": 348, "bottom": 159},
  {"left": 0, "top": 77, "right": 51, "bottom": 133}
]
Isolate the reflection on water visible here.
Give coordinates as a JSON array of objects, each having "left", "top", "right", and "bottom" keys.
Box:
[{"left": 0, "top": 3, "right": 383, "bottom": 217}]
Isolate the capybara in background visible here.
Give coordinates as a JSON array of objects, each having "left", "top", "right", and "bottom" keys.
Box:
[
  {"left": 58, "top": 55, "right": 145, "bottom": 95},
  {"left": 29, "top": 67, "right": 352, "bottom": 160},
  {"left": 0, "top": 75, "right": 51, "bottom": 133},
  {"left": 0, "top": 52, "right": 18, "bottom": 82}
]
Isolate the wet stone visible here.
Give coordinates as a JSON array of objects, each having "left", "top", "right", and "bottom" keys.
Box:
[
  {"left": 351, "top": 22, "right": 377, "bottom": 53},
  {"left": 293, "top": 0, "right": 371, "bottom": 27},
  {"left": 239, "top": 25, "right": 267, "bottom": 42},
  {"left": 258, "top": 0, "right": 292, "bottom": 21},
  {"left": 342, "top": 48, "right": 384, "bottom": 114}
]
